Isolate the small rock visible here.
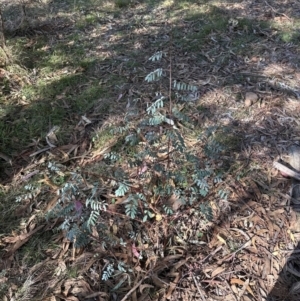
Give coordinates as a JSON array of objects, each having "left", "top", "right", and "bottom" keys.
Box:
[{"left": 244, "top": 92, "right": 258, "bottom": 107}]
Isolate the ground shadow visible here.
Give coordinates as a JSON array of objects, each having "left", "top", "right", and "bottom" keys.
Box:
[{"left": 268, "top": 241, "right": 300, "bottom": 301}]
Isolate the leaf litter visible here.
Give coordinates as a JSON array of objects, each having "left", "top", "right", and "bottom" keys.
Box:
[{"left": 0, "top": 0, "right": 300, "bottom": 300}]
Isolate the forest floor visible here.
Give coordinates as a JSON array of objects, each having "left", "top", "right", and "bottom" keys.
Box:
[{"left": 1, "top": 0, "right": 300, "bottom": 300}]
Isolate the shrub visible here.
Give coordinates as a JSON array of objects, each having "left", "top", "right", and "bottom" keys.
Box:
[{"left": 45, "top": 49, "right": 226, "bottom": 248}]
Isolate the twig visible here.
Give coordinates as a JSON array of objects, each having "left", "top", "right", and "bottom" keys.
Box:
[
  {"left": 225, "top": 280, "right": 239, "bottom": 301},
  {"left": 21, "top": 170, "right": 39, "bottom": 182},
  {"left": 0, "top": 6, "right": 10, "bottom": 62},
  {"left": 168, "top": 25, "right": 172, "bottom": 117},
  {"left": 217, "top": 239, "right": 252, "bottom": 264},
  {"left": 200, "top": 245, "right": 223, "bottom": 263},
  {"left": 29, "top": 146, "right": 52, "bottom": 157},
  {"left": 120, "top": 274, "right": 149, "bottom": 301},
  {"left": 264, "top": 1, "right": 291, "bottom": 19},
  {"left": 192, "top": 274, "right": 206, "bottom": 301},
  {"left": 167, "top": 24, "right": 172, "bottom": 170},
  {"left": 0, "top": 6, "right": 5, "bottom": 47}
]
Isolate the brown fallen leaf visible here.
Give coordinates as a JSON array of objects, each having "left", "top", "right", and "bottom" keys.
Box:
[
  {"left": 211, "top": 266, "right": 226, "bottom": 278},
  {"left": 151, "top": 274, "right": 167, "bottom": 288},
  {"left": 139, "top": 284, "right": 154, "bottom": 294},
  {"left": 155, "top": 213, "right": 162, "bottom": 221},
  {"left": 166, "top": 193, "right": 183, "bottom": 211},
  {"left": 38, "top": 175, "right": 59, "bottom": 190},
  {"left": 238, "top": 278, "right": 250, "bottom": 298},
  {"left": 3, "top": 224, "right": 44, "bottom": 258},
  {"left": 230, "top": 278, "right": 254, "bottom": 296},
  {"left": 56, "top": 295, "right": 79, "bottom": 301},
  {"left": 72, "top": 279, "right": 92, "bottom": 296},
  {"left": 14, "top": 199, "right": 31, "bottom": 217},
  {"left": 216, "top": 234, "right": 227, "bottom": 245},
  {"left": 42, "top": 296, "right": 57, "bottom": 301},
  {"left": 165, "top": 273, "right": 180, "bottom": 300},
  {"left": 242, "top": 296, "right": 253, "bottom": 301},
  {"left": 45, "top": 195, "right": 60, "bottom": 212}
]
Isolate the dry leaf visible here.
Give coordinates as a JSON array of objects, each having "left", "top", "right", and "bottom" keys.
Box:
[
  {"left": 112, "top": 224, "right": 118, "bottom": 235},
  {"left": 3, "top": 225, "right": 44, "bottom": 257},
  {"left": 42, "top": 296, "right": 57, "bottom": 301},
  {"left": 151, "top": 274, "right": 167, "bottom": 288},
  {"left": 239, "top": 278, "right": 250, "bottom": 298},
  {"left": 38, "top": 175, "right": 59, "bottom": 190},
  {"left": 66, "top": 297, "right": 79, "bottom": 301},
  {"left": 266, "top": 219, "right": 274, "bottom": 239},
  {"left": 73, "top": 279, "right": 92, "bottom": 295},
  {"left": 242, "top": 296, "right": 253, "bottom": 301},
  {"left": 211, "top": 266, "right": 225, "bottom": 278},
  {"left": 62, "top": 278, "right": 92, "bottom": 297},
  {"left": 287, "top": 229, "right": 296, "bottom": 243},
  {"left": 262, "top": 258, "right": 271, "bottom": 279},
  {"left": 62, "top": 279, "right": 73, "bottom": 297},
  {"left": 217, "top": 234, "right": 227, "bottom": 245},
  {"left": 230, "top": 278, "right": 254, "bottom": 296},
  {"left": 231, "top": 284, "right": 239, "bottom": 295},
  {"left": 14, "top": 199, "right": 31, "bottom": 217},
  {"left": 155, "top": 214, "right": 162, "bottom": 221},
  {"left": 139, "top": 284, "right": 154, "bottom": 294},
  {"left": 55, "top": 261, "right": 67, "bottom": 277},
  {"left": 165, "top": 273, "right": 180, "bottom": 299},
  {"left": 166, "top": 194, "right": 183, "bottom": 211}
]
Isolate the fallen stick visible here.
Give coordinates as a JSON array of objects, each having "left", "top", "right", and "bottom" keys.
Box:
[{"left": 120, "top": 274, "right": 149, "bottom": 301}]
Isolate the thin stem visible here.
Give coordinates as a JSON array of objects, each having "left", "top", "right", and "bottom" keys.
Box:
[
  {"left": 0, "top": 7, "right": 5, "bottom": 47},
  {"left": 169, "top": 29, "right": 172, "bottom": 116},
  {"left": 0, "top": 6, "right": 10, "bottom": 63},
  {"left": 120, "top": 274, "right": 150, "bottom": 301},
  {"left": 167, "top": 25, "right": 172, "bottom": 169}
]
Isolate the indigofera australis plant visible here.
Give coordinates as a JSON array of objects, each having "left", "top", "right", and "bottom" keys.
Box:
[
  {"left": 44, "top": 48, "right": 229, "bottom": 251},
  {"left": 105, "top": 50, "right": 224, "bottom": 221},
  {"left": 27, "top": 47, "right": 233, "bottom": 292}
]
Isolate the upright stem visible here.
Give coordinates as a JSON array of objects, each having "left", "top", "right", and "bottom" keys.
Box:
[
  {"left": 167, "top": 25, "right": 172, "bottom": 169},
  {"left": 0, "top": 7, "right": 6, "bottom": 48},
  {"left": 168, "top": 26, "right": 172, "bottom": 116},
  {"left": 0, "top": 6, "right": 9, "bottom": 64}
]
